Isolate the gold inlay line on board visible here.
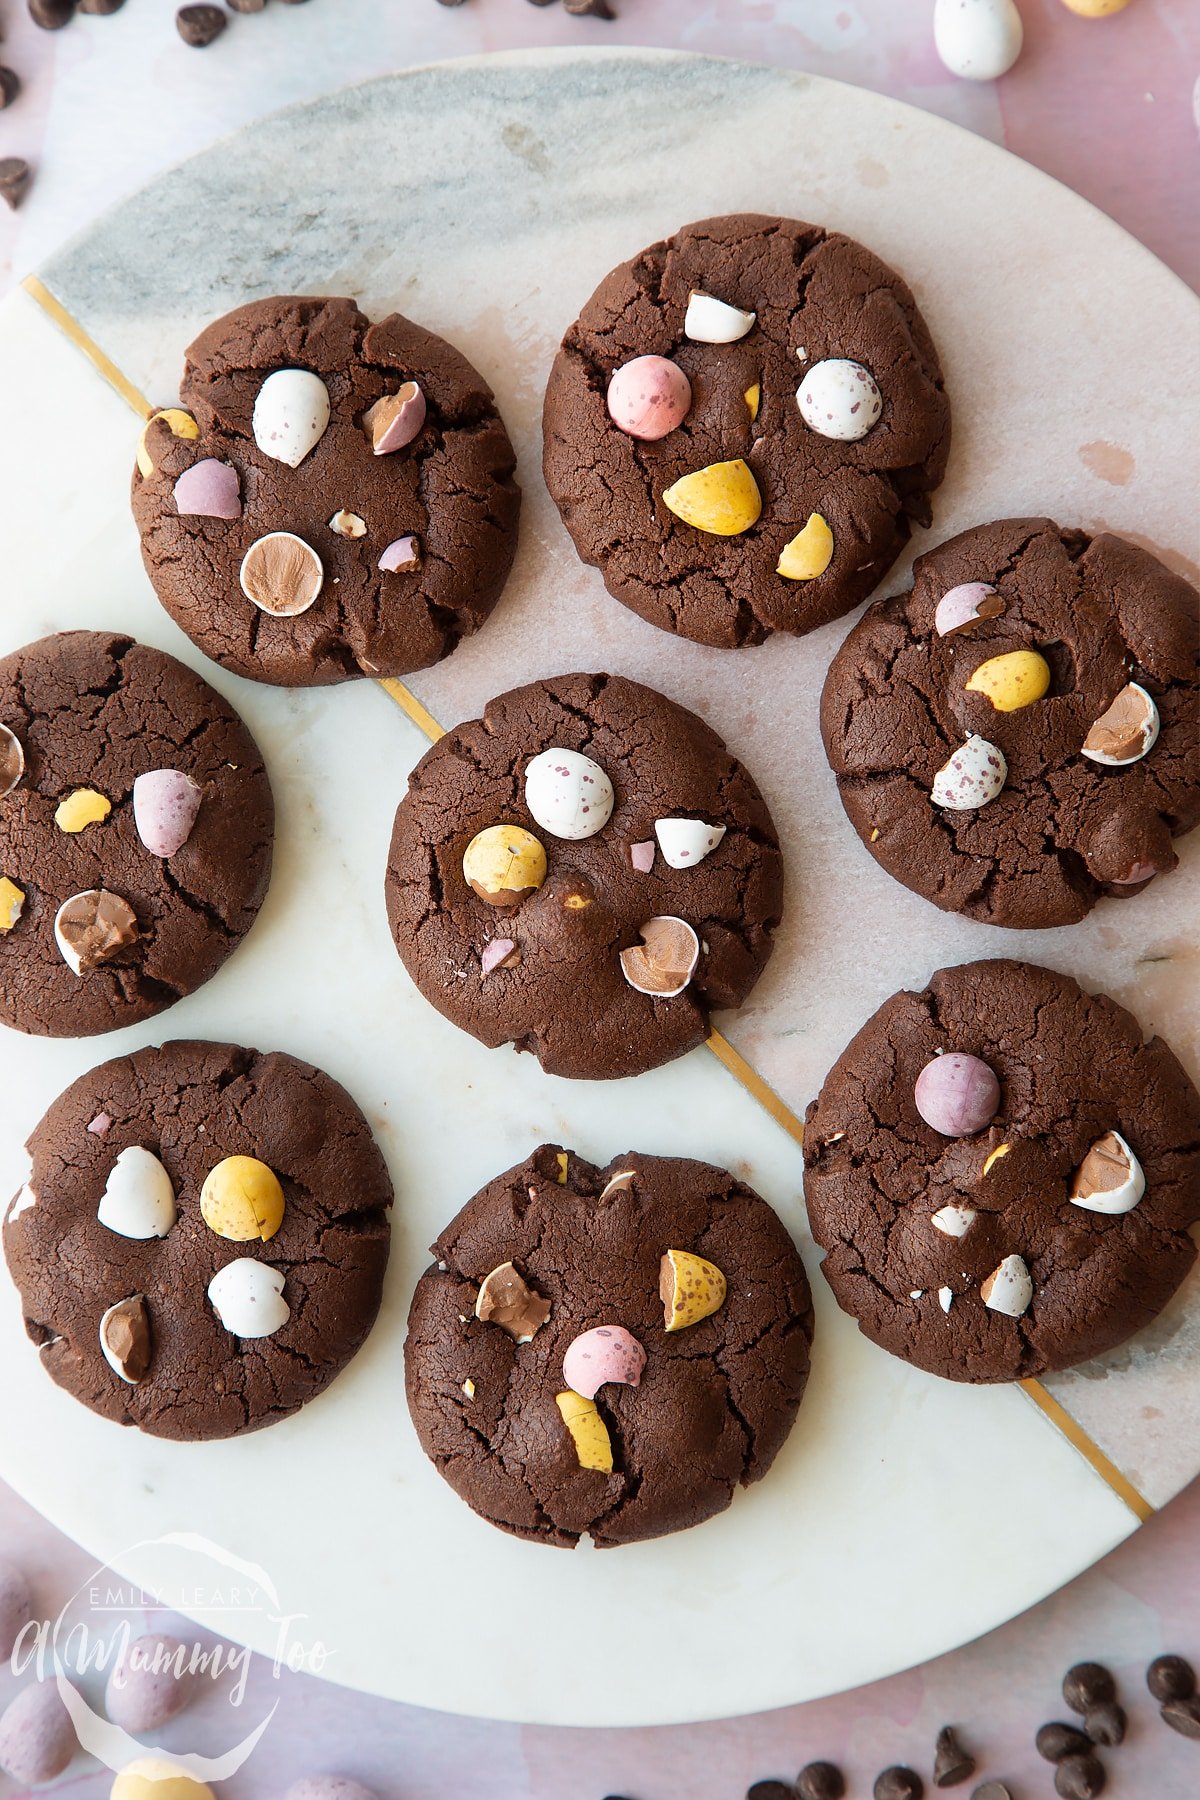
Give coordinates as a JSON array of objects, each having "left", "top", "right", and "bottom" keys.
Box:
[
  {"left": 22, "top": 275, "right": 1154, "bottom": 1526},
  {"left": 22, "top": 276, "right": 154, "bottom": 420}
]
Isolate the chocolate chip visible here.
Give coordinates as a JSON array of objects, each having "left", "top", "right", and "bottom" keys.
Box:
[
  {"left": 1147, "top": 1654, "right": 1196, "bottom": 1702},
  {"left": 1161, "top": 1694, "right": 1200, "bottom": 1739},
  {"left": 1036, "top": 1722, "right": 1094, "bottom": 1762},
  {"left": 1083, "top": 1702, "right": 1125, "bottom": 1747},
  {"left": 797, "top": 1764, "right": 845, "bottom": 1800},
  {"left": 1062, "top": 1662, "right": 1115, "bottom": 1715},
  {"left": 564, "top": 0, "right": 617, "bottom": 15},
  {"left": 227, "top": 0, "right": 266, "bottom": 8},
  {"left": 78, "top": 0, "right": 126, "bottom": 12},
  {"left": 747, "top": 1785, "right": 796, "bottom": 1800},
  {"left": 176, "top": 3, "right": 227, "bottom": 44},
  {"left": 970, "top": 1788, "right": 1012, "bottom": 1800},
  {"left": 0, "top": 68, "right": 20, "bottom": 107},
  {"left": 933, "top": 1725, "right": 976, "bottom": 1787},
  {"left": 875, "top": 1771, "right": 924, "bottom": 1800},
  {"left": 27, "top": 0, "right": 75, "bottom": 28},
  {"left": 0, "top": 157, "right": 31, "bottom": 210},
  {"left": 1054, "top": 1754, "right": 1106, "bottom": 1799}
]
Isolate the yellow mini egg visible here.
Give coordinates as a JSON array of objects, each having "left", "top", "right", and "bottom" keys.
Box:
[
  {"left": 1060, "top": 0, "right": 1132, "bottom": 16},
  {"left": 662, "top": 459, "right": 762, "bottom": 536},
  {"left": 744, "top": 383, "right": 761, "bottom": 422},
  {"left": 777, "top": 513, "right": 834, "bottom": 581},
  {"left": 200, "top": 1155, "right": 285, "bottom": 1243},
  {"left": 135, "top": 409, "right": 200, "bottom": 479},
  {"left": 0, "top": 876, "right": 24, "bottom": 932},
  {"left": 965, "top": 649, "right": 1051, "bottom": 713},
  {"left": 555, "top": 1390, "right": 614, "bottom": 1473},
  {"left": 660, "top": 1248, "right": 727, "bottom": 1332},
  {"left": 462, "top": 824, "right": 548, "bottom": 906},
  {"left": 54, "top": 787, "right": 112, "bottom": 833},
  {"left": 111, "top": 1760, "right": 214, "bottom": 1800}
]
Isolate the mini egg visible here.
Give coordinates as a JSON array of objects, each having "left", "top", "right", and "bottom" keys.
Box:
[
  {"left": 662, "top": 459, "right": 762, "bottom": 536},
  {"left": 207, "top": 1259, "right": 289, "bottom": 1340},
  {"left": 252, "top": 368, "right": 331, "bottom": 468},
  {"left": 777, "top": 513, "right": 834, "bottom": 581},
  {"left": 964, "top": 649, "right": 1051, "bottom": 713},
  {"left": 684, "top": 291, "right": 756, "bottom": 343},
  {"left": 524, "top": 748, "right": 615, "bottom": 841},
  {"left": 562, "top": 1325, "right": 646, "bottom": 1400},
  {"left": 915, "top": 1053, "right": 1000, "bottom": 1138},
  {"left": 463, "top": 824, "right": 548, "bottom": 905},
  {"left": 606, "top": 355, "right": 692, "bottom": 440},
  {"left": 97, "top": 1146, "right": 177, "bottom": 1241},
  {"left": 796, "top": 358, "right": 882, "bottom": 441},
  {"left": 934, "top": 582, "right": 1005, "bottom": 637},
  {"left": 654, "top": 818, "right": 726, "bottom": 869},
  {"left": 981, "top": 1253, "right": 1033, "bottom": 1317},
  {"left": 931, "top": 735, "right": 1007, "bottom": 810},
  {"left": 934, "top": 0, "right": 1024, "bottom": 80}
]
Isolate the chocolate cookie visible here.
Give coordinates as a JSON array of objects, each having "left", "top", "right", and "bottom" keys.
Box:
[
  {"left": 384, "top": 672, "right": 783, "bottom": 1080},
  {"left": 803, "top": 960, "right": 1200, "bottom": 1383},
  {"left": 132, "top": 295, "right": 520, "bottom": 687},
  {"left": 0, "top": 631, "right": 273, "bottom": 1037},
  {"left": 3, "top": 1039, "right": 393, "bottom": 1440},
  {"left": 820, "top": 519, "right": 1200, "bottom": 928},
  {"left": 542, "top": 212, "right": 949, "bottom": 648},
  {"left": 406, "top": 1144, "right": 813, "bottom": 1546}
]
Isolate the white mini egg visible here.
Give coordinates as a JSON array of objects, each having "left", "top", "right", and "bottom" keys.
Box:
[
  {"left": 931, "top": 734, "right": 1008, "bottom": 810},
  {"left": 524, "top": 748, "right": 615, "bottom": 841},
  {"left": 934, "top": 0, "right": 1024, "bottom": 82},
  {"left": 252, "top": 368, "right": 331, "bottom": 468},
  {"left": 684, "top": 291, "right": 756, "bottom": 344},
  {"left": 97, "top": 1147, "right": 177, "bottom": 1241},
  {"left": 208, "top": 1259, "right": 289, "bottom": 1340},
  {"left": 796, "top": 359, "right": 882, "bottom": 441},
  {"left": 654, "top": 818, "right": 727, "bottom": 869}
]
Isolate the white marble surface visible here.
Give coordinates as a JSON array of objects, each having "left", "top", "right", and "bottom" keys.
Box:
[{"left": 0, "top": 50, "right": 1196, "bottom": 1727}]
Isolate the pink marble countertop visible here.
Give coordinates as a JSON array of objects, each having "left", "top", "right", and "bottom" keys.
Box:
[{"left": 1, "top": 1, "right": 1198, "bottom": 1793}]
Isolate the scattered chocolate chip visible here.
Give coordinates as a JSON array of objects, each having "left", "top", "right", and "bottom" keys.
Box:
[
  {"left": 27, "top": 0, "right": 75, "bottom": 28},
  {"left": 176, "top": 3, "right": 227, "bottom": 44},
  {"left": 1036, "top": 1722, "right": 1094, "bottom": 1763},
  {"left": 0, "top": 67, "right": 20, "bottom": 107},
  {"left": 78, "top": 0, "right": 127, "bottom": 12},
  {"left": 1054, "top": 1754, "right": 1106, "bottom": 1800},
  {"left": 933, "top": 1725, "right": 975, "bottom": 1787},
  {"left": 1062, "top": 1662, "right": 1115, "bottom": 1715},
  {"left": 1161, "top": 1694, "right": 1200, "bottom": 1739},
  {"left": 747, "top": 1785, "right": 795, "bottom": 1800},
  {"left": 970, "top": 1788, "right": 1012, "bottom": 1800},
  {"left": 1083, "top": 1702, "right": 1125, "bottom": 1747},
  {"left": 875, "top": 1772, "right": 924, "bottom": 1800},
  {"left": 564, "top": 0, "right": 617, "bottom": 14},
  {"left": 0, "top": 157, "right": 31, "bottom": 209},
  {"left": 797, "top": 1764, "right": 845, "bottom": 1800},
  {"left": 1147, "top": 1654, "right": 1196, "bottom": 1702}
]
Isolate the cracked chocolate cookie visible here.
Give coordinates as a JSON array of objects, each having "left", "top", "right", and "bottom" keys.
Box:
[
  {"left": 820, "top": 519, "right": 1200, "bottom": 928},
  {"left": 803, "top": 959, "right": 1200, "bottom": 1383},
  {"left": 406, "top": 1144, "right": 813, "bottom": 1546},
  {"left": 131, "top": 295, "right": 520, "bottom": 687},
  {"left": 0, "top": 631, "right": 273, "bottom": 1037},
  {"left": 542, "top": 212, "right": 950, "bottom": 648},
  {"left": 3, "top": 1039, "right": 393, "bottom": 1440},
  {"left": 384, "top": 672, "right": 783, "bottom": 1080}
]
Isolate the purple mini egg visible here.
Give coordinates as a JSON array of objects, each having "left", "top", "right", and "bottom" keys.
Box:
[
  {"left": 105, "top": 1632, "right": 198, "bottom": 1734},
  {"left": 173, "top": 458, "right": 242, "bottom": 520},
  {"left": 133, "top": 769, "right": 203, "bottom": 858},
  {"left": 0, "top": 1557, "right": 31, "bottom": 1661},
  {"left": 915, "top": 1052, "right": 1000, "bottom": 1137},
  {"left": 0, "top": 1681, "right": 76, "bottom": 1784}
]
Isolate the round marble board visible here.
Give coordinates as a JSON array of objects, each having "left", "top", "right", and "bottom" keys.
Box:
[{"left": 0, "top": 49, "right": 1197, "bottom": 1729}]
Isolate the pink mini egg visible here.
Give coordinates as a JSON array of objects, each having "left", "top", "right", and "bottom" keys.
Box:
[
  {"left": 563, "top": 1325, "right": 646, "bottom": 1400},
  {"left": 606, "top": 355, "right": 692, "bottom": 441},
  {"left": 173, "top": 459, "right": 242, "bottom": 520},
  {"left": 0, "top": 1681, "right": 76, "bottom": 1784}
]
